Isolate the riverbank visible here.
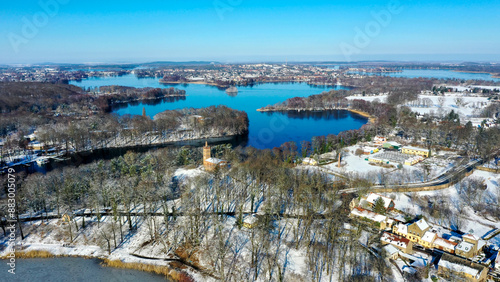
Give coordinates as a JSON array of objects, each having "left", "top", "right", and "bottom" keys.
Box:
[
  {"left": 452, "top": 70, "right": 500, "bottom": 79},
  {"left": 257, "top": 107, "right": 376, "bottom": 124},
  {"left": 347, "top": 109, "right": 376, "bottom": 124},
  {"left": 159, "top": 80, "right": 222, "bottom": 87},
  {"left": 0, "top": 242, "right": 201, "bottom": 281}
]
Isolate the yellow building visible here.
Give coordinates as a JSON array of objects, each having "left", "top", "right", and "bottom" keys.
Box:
[
  {"left": 401, "top": 146, "right": 430, "bottom": 157},
  {"left": 456, "top": 234, "right": 480, "bottom": 259},
  {"left": 243, "top": 215, "right": 258, "bottom": 229},
  {"left": 438, "top": 253, "right": 488, "bottom": 282},
  {"left": 419, "top": 231, "right": 437, "bottom": 248},
  {"left": 203, "top": 142, "right": 228, "bottom": 171}
]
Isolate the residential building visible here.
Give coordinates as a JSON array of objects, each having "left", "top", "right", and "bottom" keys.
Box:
[
  {"left": 420, "top": 231, "right": 437, "bottom": 248},
  {"left": 401, "top": 146, "right": 430, "bottom": 157},
  {"left": 381, "top": 232, "right": 413, "bottom": 254},
  {"left": 407, "top": 218, "right": 431, "bottom": 242},
  {"left": 434, "top": 237, "right": 458, "bottom": 254},
  {"left": 365, "top": 193, "right": 395, "bottom": 211},
  {"left": 383, "top": 244, "right": 400, "bottom": 260},
  {"left": 438, "top": 253, "right": 488, "bottom": 282},
  {"left": 349, "top": 207, "right": 394, "bottom": 230},
  {"left": 456, "top": 234, "right": 479, "bottom": 259}
]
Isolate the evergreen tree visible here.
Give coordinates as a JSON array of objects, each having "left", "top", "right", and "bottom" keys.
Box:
[{"left": 373, "top": 197, "right": 386, "bottom": 214}]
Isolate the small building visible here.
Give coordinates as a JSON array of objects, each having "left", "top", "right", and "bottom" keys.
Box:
[
  {"left": 420, "top": 231, "right": 437, "bottom": 248},
  {"left": 406, "top": 218, "right": 431, "bottom": 243},
  {"left": 365, "top": 193, "right": 395, "bottom": 211},
  {"left": 401, "top": 146, "right": 430, "bottom": 157},
  {"left": 438, "top": 253, "right": 488, "bottom": 282},
  {"left": 383, "top": 244, "right": 400, "bottom": 260},
  {"left": 456, "top": 234, "right": 479, "bottom": 259},
  {"left": 367, "top": 156, "right": 389, "bottom": 165},
  {"left": 27, "top": 141, "right": 46, "bottom": 151},
  {"left": 203, "top": 142, "right": 228, "bottom": 171},
  {"left": 382, "top": 141, "right": 401, "bottom": 150},
  {"left": 362, "top": 147, "right": 379, "bottom": 155},
  {"left": 349, "top": 207, "right": 394, "bottom": 230},
  {"left": 373, "top": 136, "right": 387, "bottom": 145},
  {"left": 434, "top": 237, "right": 458, "bottom": 254},
  {"left": 404, "top": 156, "right": 424, "bottom": 166},
  {"left": 381, "top": 232, "right": 413, "bottom": 254},
  {"left": 393, "top": 223, "right": 408, "bottom": 238},
  {"left": 243, "top": 215, "right": 258, "bottom": 229},
  {"left": 302, "top": 157, "right": 318, "bottom": 166}
]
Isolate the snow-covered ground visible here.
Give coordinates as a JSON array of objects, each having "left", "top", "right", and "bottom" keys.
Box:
[
  {"left": 347, "top": 92, "right": 493, "bottom": 122},
  {"left": 316, "top": 145, "right": 459, "bottom": 185},
  {"left": 381, "top": 170, "right": 500, "bottom": 245}
]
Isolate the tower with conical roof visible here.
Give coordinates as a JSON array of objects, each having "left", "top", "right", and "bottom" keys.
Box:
[{"left": 203, "top": 141, "right": 211, "bottom": 164}]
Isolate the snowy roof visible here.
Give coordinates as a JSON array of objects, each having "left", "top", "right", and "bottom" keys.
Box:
[
  {"left": 366, "top": 193, "right": 393, "bottom": 209},
  {"left": 381, "top": 232, "right": 410, "bottom": 249},
  {"left": 434, "top": 237, "right": 458, "bottom": 250},
  {"left": 205, "top": 158, "right": 225, "bottom": 164},
  {"left": 414, "top": 218, "right": 430, "bottom": 232},
  {"left": 463, "top": 234, "right": 479, "bottom": 242},
  {"left": 383, "top": 244, "right": 399, "bottom": 256},
  {"left": 439, "top": 254, "right": 484, "bottom": 278},
  {"left": 385, "top": 141, "right": 401, "bottom": 146},
  {"left": 243, "top": 215, "right": 258, "bottom": 225},
  {"left": 350, "top": 207, "right": 387, "bottom": 223},
  {"left": 402, "top": 146, "right": 429, "bottom": 152},
  {"left": 396, "top": 223, "right": 408, "bottom": 235},
  {"left": 302, "top": 157, "right": 317, "bottom": 163},
  {"left": 421, "top": 231, "right": 437, "bottom": 243},
  {"left": 456, "top": 241, "right": 475, "bottom": 253}
]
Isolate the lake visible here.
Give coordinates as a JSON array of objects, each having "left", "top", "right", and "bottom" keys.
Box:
[
  {"left": 1, "top": 258, "right": 168, "bottom": 282},
  {"left": 375, "top": 69, "right": 500, "bottom": 82},
  {"left": 71, "top": 75, "right": 368, "bottom": 149}
]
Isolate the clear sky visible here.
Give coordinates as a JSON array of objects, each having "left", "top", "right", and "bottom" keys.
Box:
[{"left": 1, "top": 0, "right": 499, "bottom": 64}]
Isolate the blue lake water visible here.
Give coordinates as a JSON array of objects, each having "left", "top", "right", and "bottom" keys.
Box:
[
  {"left": 375, "top": 69, "right": 500, "bottom": 82},
  {"left": 71, "top": 75, "right": 368, "bottom": 149},
  {"left": 1, "top": 258, "right": 168, "bottom": 282}
]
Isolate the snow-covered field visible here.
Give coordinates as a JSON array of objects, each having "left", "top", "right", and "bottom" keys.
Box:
[
  {"left": 347, "top": 92, "right": 492, "bottom": 122},
  {"left": 317, "top": 145, "right": 459, "bottom": 185}
]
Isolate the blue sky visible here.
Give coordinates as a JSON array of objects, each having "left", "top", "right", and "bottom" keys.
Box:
[{"left": 1, "top": 0, "right": 499, "bottom": 64}]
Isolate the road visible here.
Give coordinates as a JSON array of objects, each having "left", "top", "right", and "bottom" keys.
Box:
[{"left": 337, "top": 157, "right": 484, "bottom": 194}]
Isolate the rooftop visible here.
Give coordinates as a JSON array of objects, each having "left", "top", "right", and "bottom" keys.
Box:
[{"left": 366, "top": 193, "right": 393, "bottom": 209}]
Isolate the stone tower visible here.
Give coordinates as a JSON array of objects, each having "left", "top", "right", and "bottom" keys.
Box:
[{"left": 203, "top": 141, "right": 211, "bottom": 163}]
